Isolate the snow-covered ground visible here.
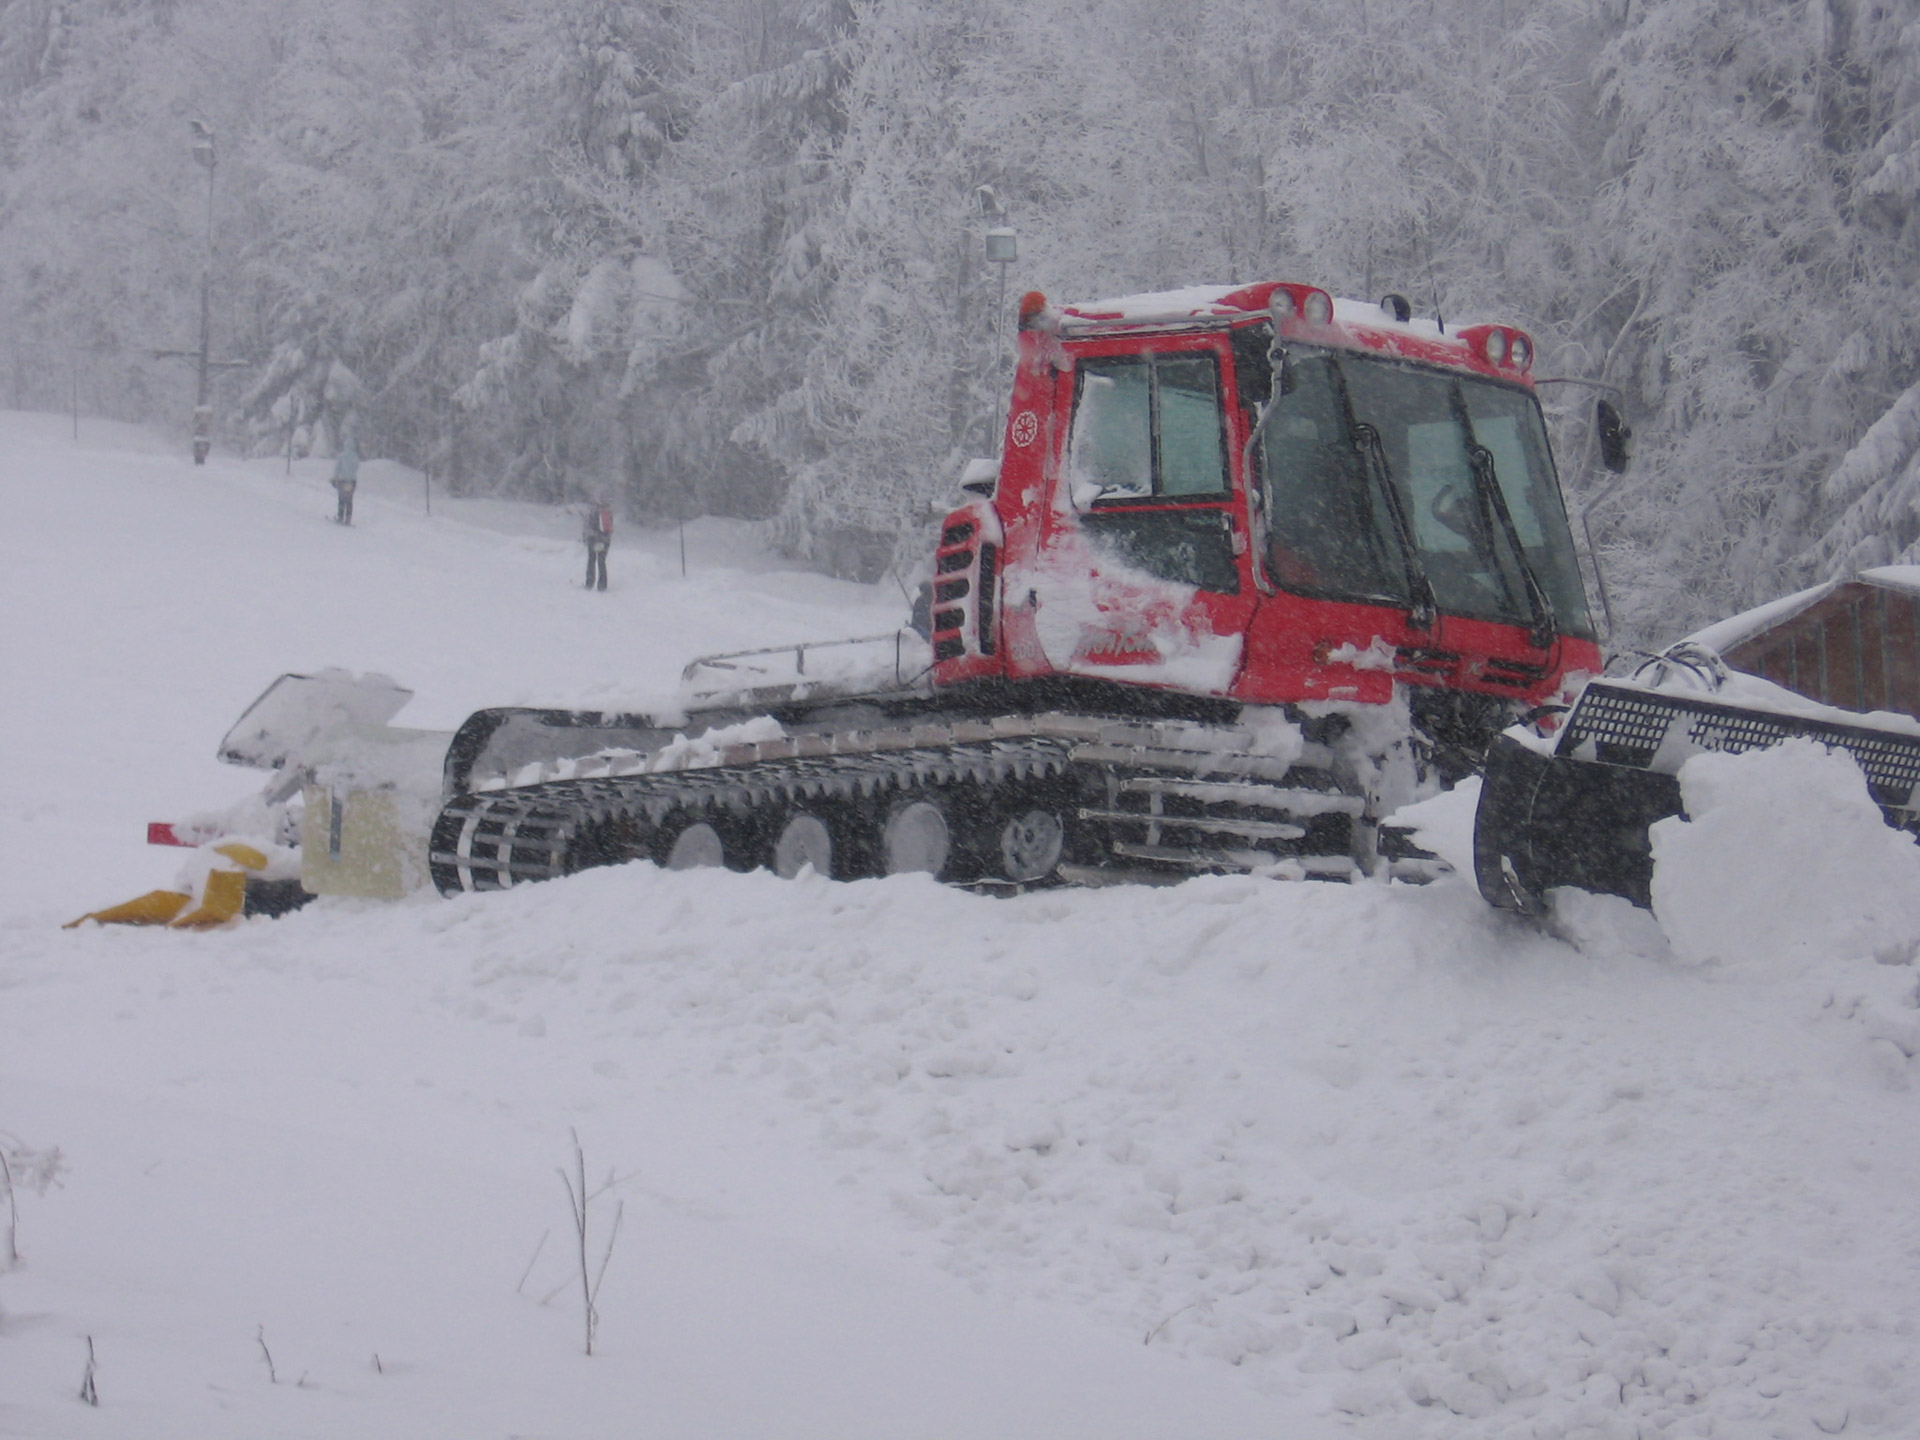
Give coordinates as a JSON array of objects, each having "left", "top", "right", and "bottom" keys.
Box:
[{"left": 5, "top": 412, "right": 1920, "bottom": 1439}]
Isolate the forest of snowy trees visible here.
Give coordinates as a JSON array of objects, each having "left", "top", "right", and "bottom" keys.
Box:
[{"left": 6, "top": 0, "right": 1920, "bottom": 642}]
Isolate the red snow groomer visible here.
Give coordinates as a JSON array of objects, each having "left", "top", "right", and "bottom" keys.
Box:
[{"left": 430, "top": 282, "right": 1608, "bottom": 894}]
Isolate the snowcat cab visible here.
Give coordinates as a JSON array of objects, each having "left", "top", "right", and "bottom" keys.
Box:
[{"left": 927, "top": 282, "right": 1602, "bottom": 754}]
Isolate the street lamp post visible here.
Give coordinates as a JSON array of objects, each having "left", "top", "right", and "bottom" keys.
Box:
[
  {"left": 976, "top": 186, "right": 1018, "bottom": 451},
  {"left": 985, "top": 224, "right": 1016, "bottom": 330},
  {"left": 189, "top": 121, "right": 216, "bottom": 464},
  {"left": 152, "top": 121, "right": 244, "bottom": 459},
  {"left": 977, "top": 185, "right": 1018, "bottom": 340}
]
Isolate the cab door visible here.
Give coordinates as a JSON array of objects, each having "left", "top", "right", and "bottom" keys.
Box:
[{"left": 1027, "top": 335, "right": 1258, "bottom": 694}]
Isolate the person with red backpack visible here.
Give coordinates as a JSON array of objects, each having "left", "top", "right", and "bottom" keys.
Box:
[{"left": 582, "top": 498, "right": 613, "bottom": 591}]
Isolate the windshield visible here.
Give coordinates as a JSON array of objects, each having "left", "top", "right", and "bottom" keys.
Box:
[{"left": 1258, "top": 346, "right": 1593, "bottom": 639}]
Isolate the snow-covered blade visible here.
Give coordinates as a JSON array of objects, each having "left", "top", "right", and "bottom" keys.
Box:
[{"left": 1475, "top": 677, "right": 1920, "bottom": 912}]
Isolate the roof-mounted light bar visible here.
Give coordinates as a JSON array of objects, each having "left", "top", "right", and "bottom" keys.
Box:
[
  {"left": 1460, "top": 323, "right": 1534, "bottom": 375},
  {"left": 1220, "top": 281, "right": 1335, "bottom": 330}
]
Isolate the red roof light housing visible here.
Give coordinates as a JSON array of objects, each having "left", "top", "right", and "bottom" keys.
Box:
[
  {"left": 1460, "top": 323, "right": 1534, "bottom": 374},
  {"left": 1017, "top": 290, "right": 1057, "bottom": 331},
  {"left": 1217, "top": 281, "right": 1337, "bottom": 331}
]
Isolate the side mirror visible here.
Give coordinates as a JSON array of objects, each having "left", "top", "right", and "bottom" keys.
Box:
[
  {"left": 1270, "top": 344, "right": 1295, "bottom": 400},
  {"left": 1596, "top": 399, "right": 1632, "bottom": 473},
  {"left": 1264, "top": 296, "right": 1297, "bottom": 402}
]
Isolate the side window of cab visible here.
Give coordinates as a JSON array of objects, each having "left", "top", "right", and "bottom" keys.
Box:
[{"left": 1066, "top": 352, "right": 1238, "bottom": 593}]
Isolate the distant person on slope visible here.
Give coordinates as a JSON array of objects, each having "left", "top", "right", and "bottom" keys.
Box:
[
  {"left": 331, "top": 440, "right": 360, "bottom": 525},
  {"left": 583, "top": 497, "right": 613, "bottom": 591}
]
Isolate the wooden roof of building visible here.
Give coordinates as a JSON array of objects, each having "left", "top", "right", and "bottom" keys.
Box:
[{"left": 1687, "top": 568, "right": 1920, "bottom": 718}]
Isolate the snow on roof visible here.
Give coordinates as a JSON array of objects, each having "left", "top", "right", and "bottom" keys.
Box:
[
  {"left": 1687, "top": 567, "right": 1920, "bottom": 655},
  {"left": 1686, "top": 580, "right": 1839, "bottom": 654},
  {"left": 1059, "top": 282, "right": 1236, "bottom": 314},
  {"left": 1056, "top": 284, "right": 1484, "bottom": 361},
  {"left": 1329, "top": 294, "right": 1451, "bottom": 344},
  {"left": 1857, "top": 563, "right": 1920, "bottom": 596},
  {"left": 1061, "top": 283, "right": 1245, "bottom": 321}
]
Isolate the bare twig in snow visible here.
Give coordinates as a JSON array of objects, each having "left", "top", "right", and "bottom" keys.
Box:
[
  {"left": 0, "top": 1134, "right": 68, "bottom": 1266},
  {"left": 586, "top": 1166, "right": 643, "bottom": 1203},
  {"left": 78, "top": 1336, "right": 98, "bottom": 1407},
  {"left": 516, "top": 1228, "right": 550, "bottom": 1294},
  {"left": 1143, "top": 1299, "right": 1205, "bottom": 1346},
  {"left": 556, "top": 1129, "right": 623, "bottom": 1356},
  {"left": 591, "top": 1200, "right": 625, "bottom": 1310},
  {"left": 559, "top": 1131, "right": 594, "bottom": 1355},
  {"left": 256, "top": 1324, "right": 279, "bottom": 1384},
  {"left": 0, "top": 1149, "right": 16, "bottom": 1269}
]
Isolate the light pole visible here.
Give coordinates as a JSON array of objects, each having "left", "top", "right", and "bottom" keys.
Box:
[
  {"left": 152, "top": 121, "right": 243, "bottom": 457},
  {"left": 190, "top": 120, "right": 216, "bottom": 463},
  {"left": 978, "top": 186, "right": 1018, "bottom": 343},
  {"left": 976, "top": 186, "right": 1018, "bottom": 451}
]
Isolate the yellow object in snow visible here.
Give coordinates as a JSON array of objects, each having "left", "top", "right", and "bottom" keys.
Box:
[
  {"left": 212, "top": 841, "right": 269, "bottom": 872},
  {"left": 66, "top": 840, "right": 269, "bottom": 930},
  {"left": 63, "top": 889, "right": 192, "bottom": 928},
  {"left": 166, "top": 868, "right": 249, "bottom": 929}
]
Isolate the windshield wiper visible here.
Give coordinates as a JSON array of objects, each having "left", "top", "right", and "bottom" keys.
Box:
[
  {"left": 1351, "top": 420, "right": 1438, "bottom": 631},
  {"left": 1450, "top": 389, "right": 1556, "bottom": 649}
]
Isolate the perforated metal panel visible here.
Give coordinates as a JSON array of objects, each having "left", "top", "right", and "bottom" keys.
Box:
[{"left": 1561, "top": 681, "right": 1920, "bottom": 811}]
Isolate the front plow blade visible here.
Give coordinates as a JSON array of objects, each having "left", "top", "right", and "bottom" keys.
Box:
[
  {"left": 1473, "top": 680, "right": 1920, "bottom": 914},
  {"left": 1473, "top": 732, "right": 1682, "bottom": 912}
]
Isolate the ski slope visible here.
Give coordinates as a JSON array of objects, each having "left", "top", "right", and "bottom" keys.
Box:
[{"left": 4, "top": 411, "right": 1920, "bottom": 1439}]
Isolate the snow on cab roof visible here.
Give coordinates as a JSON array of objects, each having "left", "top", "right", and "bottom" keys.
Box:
[
  {"left": 1058, "top": 283, "right": 1473, "bottom": 349},
  {"left": 1060, "top": 283, "right": 1247, "bottom": 321}
]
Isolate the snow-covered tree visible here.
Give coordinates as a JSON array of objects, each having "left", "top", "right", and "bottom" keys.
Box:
[
  {"left": 1804, "top": 380, "right": 1920, "bottom": 573},
  {"left": 18, "top": 0, "right": 1920, "bottom": 622},
  {"left": 453, "top": 0, "right": 828, "bottom": 517},
  {"left": 1587, "top": 0, "right": 1920, "bottom": 639},
  {"left": 0, "top": 0, "right": 525, "bottom": 467}
]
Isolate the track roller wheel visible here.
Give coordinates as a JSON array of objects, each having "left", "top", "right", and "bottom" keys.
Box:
[
  {"left": 996, "top": 807, "right": 1065, "bottom": 883},
  {"left": 664, "top": 820, "right": 727, "bottom": 871},
  {"left": 773, "top": 811, "right": 835, "bottom": 878},
  {"left": 882, "top": 799, "right": 952, "bottom": 878}
]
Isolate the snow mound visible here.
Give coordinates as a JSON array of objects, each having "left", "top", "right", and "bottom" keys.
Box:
[
  {"left": 1385, "top": 774, "right": 1480, "bottom": 877},
  {"left": 1650, "top": 739, "right": 1920, "bottom": 971}
]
